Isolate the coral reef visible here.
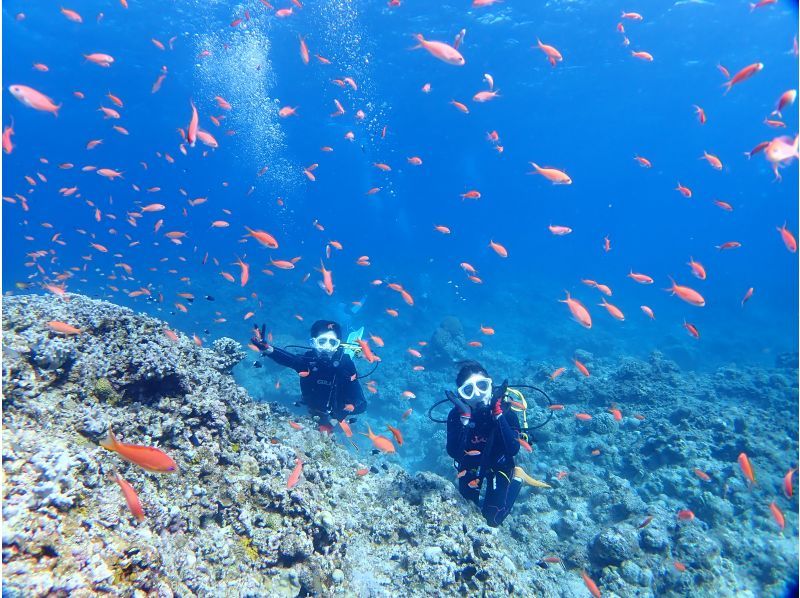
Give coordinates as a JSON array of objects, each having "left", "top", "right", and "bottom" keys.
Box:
[{"left": 3, "top": 294, "right": 798, "bottom": 597}]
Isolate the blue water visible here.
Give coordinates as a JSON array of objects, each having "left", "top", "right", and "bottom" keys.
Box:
[
  {"left": 4, "top": 0, "right": 797, "bottom": 377},
  {"left": 3, "top": 5, "right": 798, "bottom": 391}
]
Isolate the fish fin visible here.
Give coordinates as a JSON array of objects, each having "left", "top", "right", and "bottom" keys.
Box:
[{"left": 99, "top": 427, "right": 117, "bottom": 451}]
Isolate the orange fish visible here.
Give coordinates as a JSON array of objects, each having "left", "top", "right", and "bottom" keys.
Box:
[
  {"left": 528, "top": 162, "right": 571, "bottom": 184},
  {"left": 631, "top": 50, "right": 653, "bottom": 61},
  {"left": 412, "top": 34, "right": 465, "bottom": 66},
  {"left": 777, "top": 223, "right": 797, "bottom": 253},
  {"left": 386, "top": 424, "right": 404, "bottom": 446},
  {"left": 784, "top": 468, "right": 796, "bottom": 498},
  {"left": 112, "top": 470, "right": 145, "bottom": 521},
  {"left": 100, "top": 428, "right": 178, "bottom": 473},
  {"left": 677, "top": 509, "right": 695, "bottom": 521},
  {"left": 559, "top": 291, "right": 592, "bottom": 328},
  {"left": 338, "top": 419, "right": 353, "bottom": 438},
  {"left": 692, "top": 104, "right": 707, "bottom": 125},
  {"left": 668, "top": 278, "right": 705, "bottom": 307},
  {"left": 361, "top": 424, "right": 396, "bottom": 453},
  {"left": 287, "top": 458, "right": 303, "bottom": 489},
  {"left": 675, "top": 182, "right": 692, "bottom": 198},
  {"left": 769, "top": 502, "right": 785, "bottom": 531},
  {"left": 738, "top": 453, "right": 756, "bottom": 486},
  {"left": 2, "top": 120, "right": 14, "bottom": 154},
  {"left": 8, "top": 85, "right": 61, "bottom": 115},
  {"left": 693, "top": 468, "right": 711, "bottom": 482},
  {"left": 536, "top": 38, "right": 563, "bottom": 66},
  {"left": 47, "top": 320, "right": 82, "bottom": 335},
  {"left": 575, "top": 413, "right": 592, "bottom": 421},
  {"left": 317, "top": 260, "right": 334, "bottom": 295},
  {"left": 581, "top": 571, "right": 601, "bottom": 598},
  {"left": 550, "top": 367, "right": 566, "bottom": 381},
  {"left": 489, "top": 240, "right": 508, "bottom": 257},
  {"left": 356, "top": 339, "right": 379, "bottom": 363},
  {"left": 701, "top": 151, "right": 723, "bottom": 170},
  {"left": 245, "top": 226, "right": 279, "bottom": 248},
  {"left": 518, "top": 438, "right": 532, "bottom": 452},
  {"left": 723, "top": 62, "right": 763, "bottom": 94},
  {"left": 598, "top": 298, "right": 624, "bottom": 321},
  {"left": 687, "top": 257, "right": 706, "bottom": 280},
  {"left": 84, "top": 52, "right": 114, "bottom": 67}
]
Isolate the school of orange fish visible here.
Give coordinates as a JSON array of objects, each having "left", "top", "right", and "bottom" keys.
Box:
[{"left": 4, "top": 1, "right": 798, "bottom": 594}]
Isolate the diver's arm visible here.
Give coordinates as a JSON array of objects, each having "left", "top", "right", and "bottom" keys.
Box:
[
  {"left": 446, "top": 409, "right": 470, "bottom": 460},
  {"left": 495, "top": 408, "right": 521, "bottom": 458},
  {"left": 265, "top": 346, "right": 309, "bottom": 372}
]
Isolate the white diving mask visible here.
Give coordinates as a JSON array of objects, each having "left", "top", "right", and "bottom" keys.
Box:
[
  {"left": 312, "top": 331, "right": 341, "bottom": 354},
  {"left": 457, "top": 374, "right": 493, "bottom": 404}
]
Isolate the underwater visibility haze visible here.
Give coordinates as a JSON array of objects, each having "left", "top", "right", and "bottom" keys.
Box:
[{"left": 2, "top": 0, "right": 799, "bottom": 596}]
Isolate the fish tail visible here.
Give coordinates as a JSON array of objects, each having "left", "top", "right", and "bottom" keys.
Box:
[
  {"left": 100, "top": 427, "right": 118, "bottom": 452},
  {"left": 411, "top": 33, "right": 424, "bottom": 49}
]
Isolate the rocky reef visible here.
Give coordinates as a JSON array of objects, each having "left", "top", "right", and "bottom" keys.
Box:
[{"left": 3, "top": 295, "right": 798, "bottom": 597}]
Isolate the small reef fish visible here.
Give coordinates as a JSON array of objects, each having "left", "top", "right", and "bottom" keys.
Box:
[
  {"left": 361, "top": 425, "right": 395, "bottom": 453},
  {"left": 112, "top": 470, "right": 145, "bottom": 522},
  {"left": 412, "top": 34, "right": 465, "bottom": 66},
  {"left": 581, "top": 571, "right": 601, "bottom": 598},
  {"left": 559, "top": 292, "right": 592, "bottom": 328},
  {"left": 47, "top": 321, "right": 82, "bottom": 335},
  {"left": 386, "top": 424, "right": 404, "bottom": 446},
  {"left": 287, "top": 458, "right": 303, "bottom": 489},
  {"left": 769, "top": 501, "right": 785, "bottom": 531},
  {"left": 100, "top": 429, "right": 178, "bottom": 473},
  {"left": 784, "top": 468, "right": 796, "bottom": 498},
  {"left": 738, "top": 453, "right": 756, "bottom": 486}
]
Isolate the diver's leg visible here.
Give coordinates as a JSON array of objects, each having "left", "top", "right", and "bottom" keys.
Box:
[
  {"left": 458, "top": 472, "right": 481, "bottom": 506},
  {"left": 481, "top": 469, "right": 522, "bottom": 527}
]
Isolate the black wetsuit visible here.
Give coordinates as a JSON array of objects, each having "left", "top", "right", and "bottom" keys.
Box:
[
  {"left": 446, "top": 401, "right": 522, "bottom": 527},
  {"left": 266, "top": 347, "right": 367, "bottom": 421}
]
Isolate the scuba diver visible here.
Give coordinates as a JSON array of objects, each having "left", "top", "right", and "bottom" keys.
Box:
[
  {"left": 444, "top": 361, "right": 550, "bottom": 527},
  {"left": 251, "top": 320, "right": 368, "bottom": 423}
]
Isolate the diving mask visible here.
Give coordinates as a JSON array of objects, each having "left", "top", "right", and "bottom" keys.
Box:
[
  {"left": 312, "top": 331, "right": 341, "bottom": 354},
  {"left": 457, "top": 374, "right": 493, "bottom": 404}
]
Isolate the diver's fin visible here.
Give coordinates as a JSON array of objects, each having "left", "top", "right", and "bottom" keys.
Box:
[
  {"left": 514, "top": 466, "right": 551, "bottom": 489},
  {"left": 343, "top": 327, "right": 365, "bottom": 358}
]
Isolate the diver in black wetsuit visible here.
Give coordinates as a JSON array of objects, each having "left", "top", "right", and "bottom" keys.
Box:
[
  {"left": 446, "top": 361, "right": 523, "bottom": 527},
  {"left": 251, "top": 320, "right": 367, "bottom": 423}
]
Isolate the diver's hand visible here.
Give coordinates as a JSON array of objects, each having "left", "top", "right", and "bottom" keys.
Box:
[
  {"left": 251, "top": 324, "right": 272, "bottom": 353},
  {"left": 492, "top": 397, "right": 503, "bottom": 419}
]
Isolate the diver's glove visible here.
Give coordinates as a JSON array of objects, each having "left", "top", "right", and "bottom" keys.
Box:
[
  {"left": 492, "top": 397, "right": 503, "bottom": 419},
  {"left": 491, "top": 380, "right": 509, "bottom": 420},
  {"left": 250, "top": 324, "right": 272, "bottom": 353}
]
